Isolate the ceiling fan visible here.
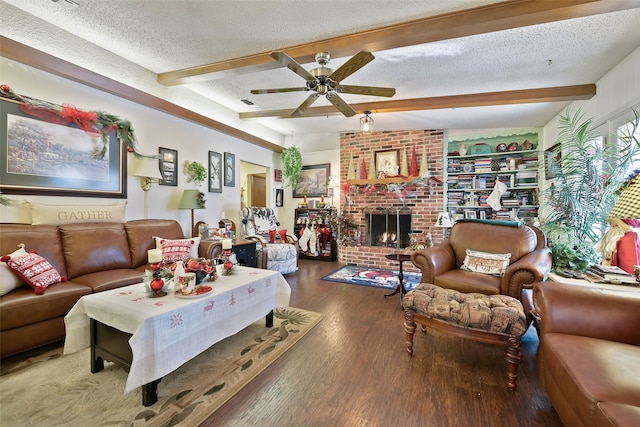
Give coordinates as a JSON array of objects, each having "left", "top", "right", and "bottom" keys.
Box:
[{"left": 250, "top": 51, "right": 396, "bottom": 117}]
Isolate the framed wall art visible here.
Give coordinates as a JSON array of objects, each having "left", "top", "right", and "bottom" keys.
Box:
[
  {"left": 293, "top": 163, "right": 330, "bottom": 198},
  {"left": 158, "top": 147, "right": 178, "bottom": 186},
  {"left": 208, "top": 150, "right": 222, "bottom": 193},
  {"left": 375, "top": 149, "right": 399, "bottom": 177},
  {"left": 464, "top": 210, "right": 477, "bottom": 220},
  {"left": 224, "top": 152, "right": 235, "bottom": 187},
  {"left": 0, "top": 99, "right": 126, "bottom": 198},
  {"left": 275, "top": 188, "right": 284, "bottom": 207}
]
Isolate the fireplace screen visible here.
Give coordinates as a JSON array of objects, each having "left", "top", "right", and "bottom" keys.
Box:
[{"left": 365, "top": 207, "right": 412, "bottom": 248}]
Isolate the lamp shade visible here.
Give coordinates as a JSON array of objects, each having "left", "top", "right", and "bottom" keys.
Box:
[
  {"left": 609, "top": 171, "right": 640, "bottom": 219},
  {"left": 178, "top": 189, "right": 205, "bottom": 210},
  {"left": 434, "top": 212, "right": 454, "bottom": 228},
  {"left": 133, "top": 156, "right": 162, "bottom": 180}
]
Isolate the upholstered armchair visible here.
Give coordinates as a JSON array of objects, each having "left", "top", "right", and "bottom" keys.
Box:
[
  {"left": 240, "top": 207, "right": 298, "bottom": 274},
  {"left": 411, "top": 219, "right": 552, "bottom": 318}
]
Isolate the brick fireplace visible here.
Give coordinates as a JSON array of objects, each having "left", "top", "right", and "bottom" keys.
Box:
[{"left": 338, "top": 130, "right": 445, "bottom": 272}]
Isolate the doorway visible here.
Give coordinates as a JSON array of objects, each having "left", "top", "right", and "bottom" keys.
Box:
[
  {"left": 240, "top": 161, "right": 269, "bottom": 209},
  {"left": 250, "top": 174, "right": 266, "bottom": 206}
]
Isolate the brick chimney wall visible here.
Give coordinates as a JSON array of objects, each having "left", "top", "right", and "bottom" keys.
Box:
[{"left": 338, "top": 129, "right": 445, "bottom": 271}]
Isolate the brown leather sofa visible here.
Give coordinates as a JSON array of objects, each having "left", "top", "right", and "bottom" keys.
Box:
[
  {"left": 0, "top": 219, "right": 218, "bottom": 358},
  {"left": 411, "top": 219, "right": 552, "bottom": 316},
  {"left": 533, "top": 281, "right": 640, "bottom": 427}
]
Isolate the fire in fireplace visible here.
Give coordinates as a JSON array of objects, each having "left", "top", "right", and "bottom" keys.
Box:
[{"left": 365, "top": 207, "right": 412, "bottom": 248}]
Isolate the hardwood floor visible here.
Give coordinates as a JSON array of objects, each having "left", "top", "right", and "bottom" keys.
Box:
[{"left": 203, "top": 259, "right": 563, "bottom": 427}]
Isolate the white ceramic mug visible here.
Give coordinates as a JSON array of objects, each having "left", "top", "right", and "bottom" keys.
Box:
[{"left": 177, "top": 272, "right": 196, "bottom": 295}]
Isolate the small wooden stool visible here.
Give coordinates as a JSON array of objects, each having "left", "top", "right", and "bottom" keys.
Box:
[{"left": 403, "top": 283, "right": 528, "bottom": 390}]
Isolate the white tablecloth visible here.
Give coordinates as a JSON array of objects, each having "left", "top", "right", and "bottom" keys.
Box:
[{"left": 64, "top": 266, "right": 291, "bottom": 393}]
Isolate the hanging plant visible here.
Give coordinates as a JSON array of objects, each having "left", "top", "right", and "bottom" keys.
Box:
[
  {"left": 183, "top": 160, "right": 207, "bottom": 186},
  {"left": 281, "top": 145, "right": 303, "bottom": 189}
]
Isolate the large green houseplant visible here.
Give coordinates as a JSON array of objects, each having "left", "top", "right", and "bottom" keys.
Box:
[{"left": 542, "top": 108, "right": 639, "bottom": 272}]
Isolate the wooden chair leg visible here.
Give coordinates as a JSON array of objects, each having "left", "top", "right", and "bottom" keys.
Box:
[
  {"left": 404, "top": 309, "right": 416, "bottom": 355},
  {"left": 504, "top": 336, "right": 522, "bottom": 390}
]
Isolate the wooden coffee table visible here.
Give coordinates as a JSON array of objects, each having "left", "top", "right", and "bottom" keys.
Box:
[{"left": 64, "top": 266, "right": 291, "bottom": 406}]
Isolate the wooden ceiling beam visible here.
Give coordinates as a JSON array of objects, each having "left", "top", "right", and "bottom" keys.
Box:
[
  {"left": 0, "top": 36, "right": 283, "bottom": 152},
  {"left": 238, "top": 84, "right": 596, "bottom": 119},
  {"left": 158, "top": 0, "right": 637, "bottom": 86}
]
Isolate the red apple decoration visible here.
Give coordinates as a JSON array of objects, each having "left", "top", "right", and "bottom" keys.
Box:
[{"left": 150, "top": 278, "right": 164, "bottom": 292}]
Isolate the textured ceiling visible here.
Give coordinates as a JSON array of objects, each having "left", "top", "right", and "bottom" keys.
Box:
[{"left": 2, "top": 0, "right": 640, "bottom": 141}]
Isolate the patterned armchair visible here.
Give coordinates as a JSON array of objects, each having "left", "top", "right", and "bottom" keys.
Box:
[{"left": 240, "top": 207, "right": 298, "bottom": 274}]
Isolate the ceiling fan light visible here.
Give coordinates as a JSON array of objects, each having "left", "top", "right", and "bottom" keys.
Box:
[{"left": 360, "top": 111, "right": 373, "bottom": 134}]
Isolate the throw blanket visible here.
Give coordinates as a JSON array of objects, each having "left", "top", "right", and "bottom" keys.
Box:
[{"left": 252, "top": 207, "right": 276, "bottom": 234}]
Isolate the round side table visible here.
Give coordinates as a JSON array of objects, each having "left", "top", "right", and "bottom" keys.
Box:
[{"left": 384, "top": 253, "right": 413, "bottom": 302}]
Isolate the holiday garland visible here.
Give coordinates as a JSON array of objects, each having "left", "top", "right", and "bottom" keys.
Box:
[{"left": 0, "top": 85, "right": 141, "bottom": 158}]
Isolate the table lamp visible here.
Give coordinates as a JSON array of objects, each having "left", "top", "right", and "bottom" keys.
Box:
[
  {"left": 434, "top": 212, "right": 454, "bottom": 239},
  {"left": 609, "top": 170, "right": 640, "bottom": 219},
  {"left": 178, "top": 189, "right": 206, "bottom": 237}
]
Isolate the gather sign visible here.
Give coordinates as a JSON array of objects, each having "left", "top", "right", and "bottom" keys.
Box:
[{"left": 28, "top": 202, "right": 126, "bottom": 225}]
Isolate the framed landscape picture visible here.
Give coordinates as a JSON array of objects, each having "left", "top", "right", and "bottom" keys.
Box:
[
  {"left": 293, "top": 163, "right": 330, "bottom": 198},
  {"left": 208, "top": 151, "right": 222, "bottom": 193},
  {"left": 0, "top": 99, "right": 126, "bottom": 198},
  {"left": 158, "top": 147, "right": 178, "bottom": 186},
  {"left": 224, "top": 152, "right": 235, "bottom": 187}
]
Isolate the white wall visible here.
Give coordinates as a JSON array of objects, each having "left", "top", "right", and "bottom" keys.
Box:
[
  {"left": 279, "top": 133, "right": 341, "bottom": 231},
  {"left": 0, "top": 58, "right": 280, "bottom": 236},
  {"left": 543, "top": 46, "right": 640, "bottom": 148}
]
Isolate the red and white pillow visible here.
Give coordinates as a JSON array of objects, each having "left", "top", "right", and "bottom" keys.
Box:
[
  {"left": 1, "top": 246, "right": 29, "bottom": 296},
  {"left": 154, "top": 236, "right": 201, "bottom": 263},
  {"left": 1, "top": 250, "right": 66, "bottom": 295}
]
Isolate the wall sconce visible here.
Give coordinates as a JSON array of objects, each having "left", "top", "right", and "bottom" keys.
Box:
[
  {"left": 133, "top": 156, "right": 162, "bottom": 191},
  {"left": 360, "top": 111, "right": 373, "bottom": 134},
  {"left": 327, "top": 176, "right": 339, "bottom": 207}
]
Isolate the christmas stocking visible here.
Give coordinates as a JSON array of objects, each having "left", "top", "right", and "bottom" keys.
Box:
[
  {"left": 487, "top": 181, "right": 508, "bottom": 211},
  {"left": 308, "top": 225, "right": 317, "bottom": 256},
  {"left": 298, "top": 226, "right": 312, "bottom": 252}
]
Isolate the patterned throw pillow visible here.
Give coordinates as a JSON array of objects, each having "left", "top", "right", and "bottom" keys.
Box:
[
  {"left": 155, "top": 237, "right": 201, "bottom": 263},
  {"left": 0, "top": 246, "right": 29, "bottom": 296},
  {"left": 0, "top": 252, "right": 66, "bottom": 295},
  {"left": 460, "top": 249, "right": 511, "bottom": 277}
]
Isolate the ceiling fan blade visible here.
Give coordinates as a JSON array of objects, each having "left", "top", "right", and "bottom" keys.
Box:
[
  {"left": 270, "top": 51, "right": 316, "bottom": 81},
  {"left": 328, "top": 51, "right": 374, "bottom": 82},
  {"left": 326, "top": 92, "right": 357, "bottom": 117},
  {"left": 339, "top": 85, "right": 396, "bottom": 97},
  {"left": 251, "top": 87, "right": 308, "bottom": 94},
  {"left": 291, "top": 93, "right": 320, "bottom": 116}
]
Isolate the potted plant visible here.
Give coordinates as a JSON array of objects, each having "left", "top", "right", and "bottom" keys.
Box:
[
  {"left": 542, "top": 108, "right": 639, "bottom": 272},
  {"left": 281, "top": 145, "right": 303, "bottom": 189},
  {"left": 183, "top": 160, "right": 207, "bottom": 186}
]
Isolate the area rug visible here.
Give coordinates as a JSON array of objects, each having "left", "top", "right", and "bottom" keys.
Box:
[
  {"left": 321, "top": 264, "right": 422, "bottom": 292},
  {"left": 0, "top": 307, "right": 323, "bottom": 427}
]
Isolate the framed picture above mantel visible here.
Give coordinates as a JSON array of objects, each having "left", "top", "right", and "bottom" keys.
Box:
[{"left": 0, "top": 99, "right": 127, "bottom": 198}]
